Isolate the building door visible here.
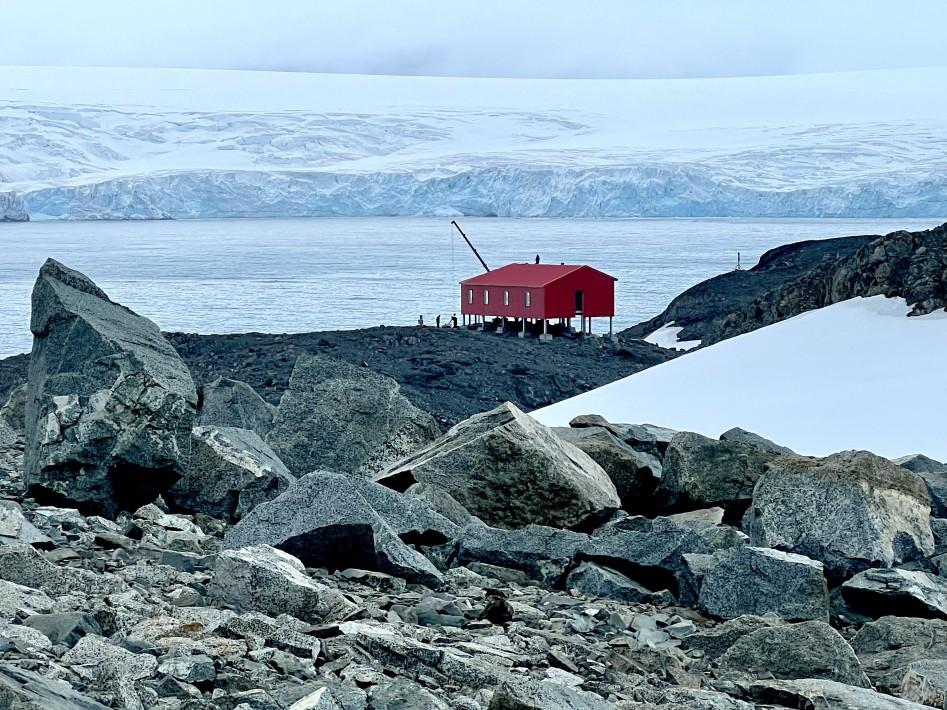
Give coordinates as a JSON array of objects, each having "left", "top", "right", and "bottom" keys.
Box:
[{"left": 575, "top": 290, "right": 584, "bottom": 314}]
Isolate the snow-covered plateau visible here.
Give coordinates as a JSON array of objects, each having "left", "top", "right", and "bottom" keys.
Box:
[
  {"left": 2, "top": 65, "right": 947, "bottom": 220},
  {"left": 534, "top": 296, "right": 947, "bottom": 461}
]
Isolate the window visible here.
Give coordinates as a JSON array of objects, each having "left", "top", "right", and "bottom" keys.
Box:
[
  {"left": 525, "top": 291, "right": 532, "bottom": 307},
  {"left": 483, "top": 289, "right": 489, "bottom": 305},
  {"left": 503, "top": 290, "right": 510, "bottom": 306},
  {"left": 467, "top": 289, "right": 473, "bottom": 304}
]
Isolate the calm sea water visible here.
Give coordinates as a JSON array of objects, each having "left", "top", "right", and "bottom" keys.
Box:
[{"left": 0, "top": 217, "right": 938, "bottom": 357}]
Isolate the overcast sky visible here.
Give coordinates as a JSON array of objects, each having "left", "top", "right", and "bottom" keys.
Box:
[{"left": 4, "top": 0, "right": 946, "bottom": 79}]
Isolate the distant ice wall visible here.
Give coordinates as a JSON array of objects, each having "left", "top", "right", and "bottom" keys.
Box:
[
  {"left": 23, "top": 167, "right": 947, "bottom": 220},
  {"left": 0, "top": 192, "right": 29, "bottom": 221}
]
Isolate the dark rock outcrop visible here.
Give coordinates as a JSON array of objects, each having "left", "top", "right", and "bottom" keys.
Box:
[
  {"left": 377, "top": 403, "right": 620, "bottom": 530},
  {"left": 24, "top": 260, "right": 197, "bottom": 517},
  {"left": 851, "top": 616, "right": 947, "bottom": 693},
  {"left": 843, "top": 568, "right": 947, "bottom": 620}
]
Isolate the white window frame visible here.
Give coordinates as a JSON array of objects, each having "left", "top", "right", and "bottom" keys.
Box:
[
  {"left": 467, "top": 288, "right": 473, "bottom": 304},
  {"left": 483, "top": 289, "right": 489, "bottom": 305},
  {"left": 525, "top": 291, "right": 532, "bottom": 307},
  {"left": 503, "top": 290, "right": 510, "bottom": 306}
]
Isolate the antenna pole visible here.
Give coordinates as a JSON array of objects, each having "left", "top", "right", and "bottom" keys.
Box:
[{"left": 451, "top": 220, "right": 490, "bottom": 272}]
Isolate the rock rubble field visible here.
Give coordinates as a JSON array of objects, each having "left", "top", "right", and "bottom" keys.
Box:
[{"left": 0, "top": 259, "right": 945, "bottom": 708}]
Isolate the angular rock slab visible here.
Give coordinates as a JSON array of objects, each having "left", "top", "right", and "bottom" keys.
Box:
[
  {"left": 0, "top": 663, "right": 108, "bottom": 709},
  {"left": 658, "top": 431, "right": 780, "bottom": 515},
  {"left": 225, "top": 471, "right": 454, "bottom": 588},
  {"left": 553, "top": 425, "right": 661, "bottom": 512},
  {"left": 718, "top": 620, "right": 870, "bottom": 687},
  {"left": 748, "top": 678, "right": 931, "bottom": 709},
  {"left": 900, "top": 659, "right": 947, "bottom": 709},
  {"left": 377, "top": 402, "right": 620, "bottom": 530},
  {"left": 197, "top": 376, "right": 277, "bottom": 438},
  {"left": 170, "top": 425, "right": 295, "bottom": 522},
  {"left": 852, "top": 616, "right": 947, "bottom": 694},
  {"left": 266, "top": 353, "right": 439, "bottom": 477},
  {"left": 744, "top": 450, "right": 934, "bottom": 580},
  {"left": 843, "top": 568, "right": 947, "bottom": 620},
  {"left": 212, "top": 544, "right": 356, "bottom": 623},
  {"left": 489, "top": 678, "right": 611, "bottom": 709},
  {"left": 0, "top": 383, "right": 26, "bottom": 434},
  {"left": 24, "top": 259, "right": 197, "bottom": 517},
  {"left": 698, "top": 546, "right": 829, "bottom": 621}
]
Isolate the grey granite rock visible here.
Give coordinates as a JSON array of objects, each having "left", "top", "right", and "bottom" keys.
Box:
[
  {"left": 566, "top": 561, "right": 674, "bottom": 605},
  {"left": 658, "top": 431, "right": 779, "bottom": 515},
  {"left": 685, "top": 613, "right": 785, "bottom": 661},
  {"left": 224, "top": 471, "right": 452, "bottom": 588},
  {"left": 266, "top": 353, "right": 439, "bottom": 477},
  {"left": 170, "top": 425, "right": 295, "bottom": 522},
  {"left": 0, "top": 663, "right": 108, "bottom": 709},
  {"left": 489, "top": 679, "right": 611, "bottom": 709},
  {"left": 900, "top": 659, "right": 947, "bottom": 709},
  {"left": 0, "top": 384, "right": 26, "bottom": 434},
  {"left": 211, "top": 545, "right": 356, "bottom": 623},
  {"left": 24, "top": 259, "right": 197, "bottom": 517},
  {"left": 718, "top": 620, "right": 870, "bottom": 686},
  {"left": 376, "top": 402, "right": 619, "bottom": 530},
  {"left": 23, "top": 611, "right": 102, "bottom": 647},
  {"left": 744, "top": 450, "right": 934, "bottom": 579},
  {"left": 748, "top": 678, "right": 930, "bottom": 709},
  {"left": 719, "top": 427, "right": 794, "bottom": 454},
  {"left": 843, "top": 568, "right": 947, "bottom": 620},
  {"left": 197, "top": 377, "right": 277, "bottom": 438},
  {"left": 851, "top": 616, "right": 947, "bottom": 693}
]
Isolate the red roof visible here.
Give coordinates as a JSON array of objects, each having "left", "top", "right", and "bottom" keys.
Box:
[{"left": 460, "top": 263, "right": 615, "bottom": 288}]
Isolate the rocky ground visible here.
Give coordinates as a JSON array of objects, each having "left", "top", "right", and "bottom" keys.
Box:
[
  {"left": 1, "top": 258, "right": 947, "bottom": 709},
  {"left": 625, "top": 222, "right": 947, "bottom": 346},
  {"left": 0, "top": 327, "right": 673, "bottom": 430}
]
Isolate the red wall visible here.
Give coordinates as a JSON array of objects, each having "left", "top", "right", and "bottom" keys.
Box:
[
  {"left": 460, "top": 267, "right": 614, "bottom": 319},
  {"left": 460, "top": 284, "right": 546, "bottom": 319},
  {"left": 542, "top": 267, "right": 615, "bottom": 318}
]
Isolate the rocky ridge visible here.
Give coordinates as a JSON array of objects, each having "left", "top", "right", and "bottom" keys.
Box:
[
  {"left": 0, "top": 260, "right": 944, "bottom": 708},
  {"left": 625, "top": 222, "right": 947, "bottom": 346}
]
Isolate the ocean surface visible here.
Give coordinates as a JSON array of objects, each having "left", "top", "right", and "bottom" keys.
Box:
[{"left": 0, "top": 217, "right": 938, "bottom": 358}]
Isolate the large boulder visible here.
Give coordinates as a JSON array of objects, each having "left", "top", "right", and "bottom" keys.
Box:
[
  {"left": 851, "top": 616, "right": 947, "bottom": 693},
  {"left": 900, "top": 659, "right": 947, "bottom": 709},
  {"left": 698, "top": 546, "right": 829, "bottom": 621},
  {"left": 553, "top": 426, "right": 660, "bottom": 511},
  {"left": 454, "top": 523, "right": 587, "bottom": 584},
  {"left": 747, "top": 679, "right": 930, "bottom": 709},
  {"left": 685, "top": 614, "right": 786, "bottom": 661},
  {"left": 843, "top": 568, "right": 947, "bottom": 620},
  {"left": 169, "top": 425, "right": 295, "bottom": 522},
  {"left": 266, "top": 353, "right": 439, "bottom": 477},
  {"left": 744, "top": 450, "right": 934, "bottom": 580},
  {"left": 197, "top": 377, "right": 277, "bottom": 438},
  {"left": 658, "top": 431, "right": 779, "bottom": 516},
  {"left": 489, "top": 679, "right": 611, "bottom": 710},
  {"left": 211, "top": 545, "right": 356, "bottom": 623},
  {"left": 24, "top": 259, "right": 197, "bottom": 517},
  {"left": 224, "top": 471, "right": 455, "bottom": 588},
  {"left": 896, "top": 455, "right": 947, "bottom": 517},
  {"left": 376, "top": 403, "right": 620, "bottom": 530},
  {"left": 719, "top": 427, "right": 794, "bottom": 455},
  {"left": 0, "top": 663, "right": 108, "bottom": 709},
  {"left": 717, "top": 620, "right": 870, "bottom": 686}
]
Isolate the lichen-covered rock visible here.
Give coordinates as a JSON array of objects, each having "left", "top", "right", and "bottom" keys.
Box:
[
  {"left": 266, "top": 353, "right": 439, "bottom": 477},
  {"left": 489, "top": 678, "right": 611, "bottom": 709},
  {"left": 553, "top": 426, "right": 660, "bottom": 511},
  {"left": 698, "top": 546, "right": 828, "bottom": 621},
  {"left": 719, "top": 427, "right": 794, "bottom": 455},
  {"left": 211, "top": 545, "right": 356, "bottom": 623},
  {"left": 851, "top": 616, "right": 947, "bottom": 693},
  {"left": 658, "top": 431, "right": 779, "bottom": 515},
  {"left": 62, "top": 635, "right": 158, "bottom": 710},
  {"left": 197, "top": 377, "right": 277, "bottom": 438},
  {"left": 843, "top": 568, "right": 947, "bottom": 620},
  {"left": 24, "top": 259, "right": 197, "bottom": 517},
  {"left": 744, "top": 450, "right": 934, "bottom": 579},
  {"left": 170, "top": 425, "right": 295, "bottom": 522},
  {"left": 717, "top": 620, "right": 870, "bottom": 687},
  {"left": 377, "top": 403, "right": 620, "bottom": 530},
  {"left": 225, "top": 471, "right": 453, "bottom": 588}
]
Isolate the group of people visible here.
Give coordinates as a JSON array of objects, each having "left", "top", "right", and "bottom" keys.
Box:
[{"left": 418, "top": 313, "right": 459, "bottom": 328}]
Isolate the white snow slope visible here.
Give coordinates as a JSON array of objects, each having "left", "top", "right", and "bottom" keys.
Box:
[
  {"left": 2, "top": 65, "right": 947, "bottom": 220},
  {"left": 533, "top": 296, "right": 947, "bottom": 461}
]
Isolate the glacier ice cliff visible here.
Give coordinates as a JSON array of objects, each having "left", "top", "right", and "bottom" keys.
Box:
[{"left": 0, "top": 192, "right": 29, "bottom": 222}]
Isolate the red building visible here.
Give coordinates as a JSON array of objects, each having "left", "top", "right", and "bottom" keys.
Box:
[{"left": 460, "top": 263, "right": 616, "bottom": 338}]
